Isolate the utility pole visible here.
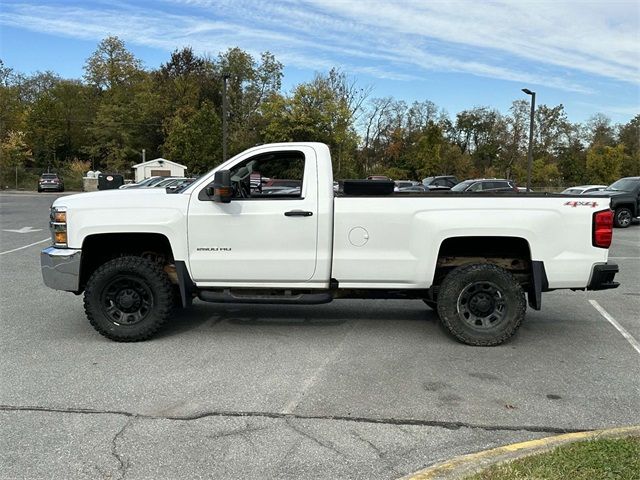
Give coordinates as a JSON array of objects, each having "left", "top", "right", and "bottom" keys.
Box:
[
  {"left": 222, "top": 74, "right": 230, "bottom": 162},
  {"left": 522, "top": 88, "right": 536, "bottom": 192},
  {"left": 142, "top": 149, "right": 146, "bottom": 163}
]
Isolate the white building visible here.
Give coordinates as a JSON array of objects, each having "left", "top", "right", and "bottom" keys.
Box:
[{"left": 132, "top": 158, "right": 187, "bottom": 182}]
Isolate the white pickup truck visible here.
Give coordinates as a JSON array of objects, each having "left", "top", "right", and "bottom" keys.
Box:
[{"left": 41, "top": 142, "right": 619, "bottom": 345}]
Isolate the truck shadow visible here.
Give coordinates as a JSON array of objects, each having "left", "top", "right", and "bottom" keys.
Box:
[{"left": 159, "top": 300, "right": 436, "bottom": 338}]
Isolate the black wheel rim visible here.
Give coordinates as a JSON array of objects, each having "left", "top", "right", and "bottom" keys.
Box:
[
  {"left": 100, "top": 275, "right": 154, "bottom": 326},
  {"left": 618, "top": 210, "right": 631, "bottom": 227},
  {"left": 457, "top": 281, "right": 507, "bottom": 330}
]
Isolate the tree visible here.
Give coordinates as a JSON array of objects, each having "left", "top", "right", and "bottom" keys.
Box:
[
  {"left": 162, "top": 103, "right": 222, "bottom": 174},
  {"left": 84, "top": 36, "right": 143, "bottom": 91},
  {"left": 25, "top": 80, "right": 95, "bottom": 167},
  {"left": 586, "top": 144, "right": 627, "bottom": 184},
  {"left": 585, "top": 113, "right": 615, "bottom": 148},
  {"left": 215, "top": 48, "right": 284, "bottom": 155},
  {"left": 0, "top": 130, "right": 32, "bottom": 186},
  {"left": 618, "top": 115, "right": 640, "bottom": 176},
  {"left": 261, "top": 72, "right": 359, "bottom": 178},
  {"left": 156, "top": 47, "right": 215, "bottom": 115}
]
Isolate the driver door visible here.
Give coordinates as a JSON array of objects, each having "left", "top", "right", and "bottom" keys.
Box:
[{"left": 187, "top": 147, "right": 319, "bottom": 284}]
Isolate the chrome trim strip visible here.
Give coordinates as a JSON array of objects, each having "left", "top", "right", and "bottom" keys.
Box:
[{"left": 41, "top": 247, "right": 82, "bottom": 292}]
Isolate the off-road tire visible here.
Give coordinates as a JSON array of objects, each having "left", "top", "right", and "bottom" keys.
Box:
[
  {"left": 437, "top": 264, "right": 526, "bottom": 346},
  {"left": 614, "top": 207, "right": 633, "bottom": 228},
  {"left": 84, "top": 256, "right": 174, "bottom": 341}
]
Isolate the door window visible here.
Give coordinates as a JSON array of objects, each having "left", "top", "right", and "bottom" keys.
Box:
[{"left": 228, "top": 151, "right": 305, "bottom": 199}]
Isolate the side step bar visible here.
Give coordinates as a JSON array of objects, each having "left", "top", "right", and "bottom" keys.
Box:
[{"left": 198, "top": 289, "right": 334, "bottom": 305}]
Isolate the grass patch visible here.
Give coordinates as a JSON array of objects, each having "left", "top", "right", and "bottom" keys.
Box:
[{"left": 465, "top": 436, "right": 640, "bottom": 480}]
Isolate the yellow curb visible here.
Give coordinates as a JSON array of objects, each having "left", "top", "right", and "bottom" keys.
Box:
[{"left": 400, "top": 425, "right": 640, "bottom": 480}]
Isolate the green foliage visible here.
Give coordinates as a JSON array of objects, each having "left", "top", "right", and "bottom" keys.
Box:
[
  {"left": 586, "top": 144, "right": 628, "bottom": 184},
  {"left": 83, "top": 36, "right": 143, "bottom": 90},
  {"left": 25, "top": 80, "right": 95, "bottom": 167},
  {"left": 0, "top": 130, "right": 33, "bottom": 188},
  {"left": 61, "top": 159, "right": 91, "bottom": 191},
  {"left": 162, "top": 103, "right": 222, "bottom": 174},
  {"left": 261, "top": 72, "right": 359, "bottom": 178},
  {"left": 0, "top": 130, "right": 31, "bottom": 168},
  {"left": 1, "top": 39, "right": 639, "bottom": 190},
  {"left": 532, "top": 158, "right": 562, "bottom": 186}
]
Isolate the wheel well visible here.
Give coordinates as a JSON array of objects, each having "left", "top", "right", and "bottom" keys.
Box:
[
  {"left": 614, "top": 203, "right": 635, "bottom": 213},
  {"left": 434, "top": 236, "right": 532, "bottom": 289},
  {"left": 79, "top": 233, "right": 175, "bottom": 290}
]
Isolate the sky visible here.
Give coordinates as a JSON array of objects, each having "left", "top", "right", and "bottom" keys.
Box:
[{"left": 1, "top": 0, "right": 639, "bottom": 124}]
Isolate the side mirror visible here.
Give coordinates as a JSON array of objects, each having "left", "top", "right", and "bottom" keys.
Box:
[{"left": 207, "top": 170, "right": 232, "bottom": 203}]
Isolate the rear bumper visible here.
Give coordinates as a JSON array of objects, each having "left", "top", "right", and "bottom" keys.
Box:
[
  {"left": 41, "top": 246, "right": 82, "bottom": 292},
  {"left": 587, "top": 262, "right": 619, "bottom": 290}
]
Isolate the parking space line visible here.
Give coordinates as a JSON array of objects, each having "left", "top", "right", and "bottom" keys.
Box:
[
  {"left": 0, "top": 238, "right": 50, "bottom": 256},
  {"left": 281, "top": 321, "right": 359, "bottom": 415},
  {"left": 589, "top": 300, "right": 640, "bottom": 356}
]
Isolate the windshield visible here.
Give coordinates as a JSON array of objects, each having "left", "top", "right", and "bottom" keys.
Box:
[
  {"left": 606, "top": 178, "right": 638, "bottom": 192},
  {"left": 42, "top": 173, "right": 58, "bottom": 178},
  {"left": 451, "top": 180, "right": 474, "bottom": 192}
]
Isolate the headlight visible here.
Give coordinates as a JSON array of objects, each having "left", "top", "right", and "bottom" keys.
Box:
[{"left": 50, "top": 206, "right": 68, "bottom": 247}]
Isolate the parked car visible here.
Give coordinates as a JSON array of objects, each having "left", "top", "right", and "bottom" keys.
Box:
[
  {"left": 166, "top": 178, "right": 197, "bottom": 192},
  {"left": 263, "top": 179, "right": 302, "bottom": 188},
  {"left": 367, "top": 175, "right": 391, "bottom": 181},
  {"left": 588, "top": 177, "right": 640, "bottom": 228},
  {"left": 561, "top": 185, "right": 607, "bottom": 195},
  {"left": 151, "top": 177, "right": 188, "bottom": 188},
  {"left": 394, "top": 180, "right": 420, "bottom": 191},
  {"left": 119, "top": 176, "right": 168, "bottom": 189},
  {"left": 398, "top": 185, "right": 426, "bottom": 192},
  {"left": 422, "top": 176, "right": 458, "bottom": 191},
  {"left": 38, "top": 173, "right": 64, "bottom": 192},
  {"left": 450, "top": 179, "right": 518, "bottom": 193}
]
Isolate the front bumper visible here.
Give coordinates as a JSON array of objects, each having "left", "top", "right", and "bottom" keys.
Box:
[
  {"left": 587, "top": 262, "right": 619, "bottom": 290},
  {"left": 41, "top": 246, "right": 82, "bottom": 292}
]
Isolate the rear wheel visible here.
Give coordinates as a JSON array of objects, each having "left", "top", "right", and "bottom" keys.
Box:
[
  {"left": 436, "top": 264, "right": 525, "bottom": 346},
  {"left": 614, "top": 207, "right": 633, "bottom": 228},
  {"left": 84, "top": 256, "right": 174, "bottom": 341}
]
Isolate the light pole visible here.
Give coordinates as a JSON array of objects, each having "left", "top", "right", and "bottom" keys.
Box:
[
  {"left": 522, "top": 88, "right": 535, "bottom": 192},
  {"left": 222, "top": 73, "right": 230, "bottom": 162}
]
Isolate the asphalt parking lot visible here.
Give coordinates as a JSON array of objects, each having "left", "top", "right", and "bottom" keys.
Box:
[{"left": 1, "top": 191, "right": 639, "bottom": 479}]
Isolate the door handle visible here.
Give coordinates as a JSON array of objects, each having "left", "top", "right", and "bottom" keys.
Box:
[{"left": 284, "top": 210, "right": 313, "bottom": 217}]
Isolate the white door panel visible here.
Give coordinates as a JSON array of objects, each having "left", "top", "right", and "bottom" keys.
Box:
[{"left": 187, "top": 147, "right": 318, "bottom": 283}]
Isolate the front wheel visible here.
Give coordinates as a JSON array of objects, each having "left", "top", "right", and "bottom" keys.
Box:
[
  {"left": 614, "top": 207, "right": 633, "bottom": 228},
  {"left": 84, "top": 256, "right": 174, "bottom": 341},
  {"left": 436, "top": 264, "right": 525, "bottom": 346}
]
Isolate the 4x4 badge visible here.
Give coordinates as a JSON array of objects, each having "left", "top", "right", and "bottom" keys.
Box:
[{"left": 564, "top": 201, "right": 598, "bottom": 208}]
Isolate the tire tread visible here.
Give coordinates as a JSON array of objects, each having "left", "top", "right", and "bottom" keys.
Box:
[
  {"left": 437, "top": 263, "right": 526, "bottom": 346},
  {"left": 84, "top": 256, "right": 173, "bottom": 342}
]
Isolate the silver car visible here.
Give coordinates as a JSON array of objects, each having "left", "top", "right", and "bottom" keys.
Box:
[{"left": 561, "top": 185, "right": 607, "bottom": 195}]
